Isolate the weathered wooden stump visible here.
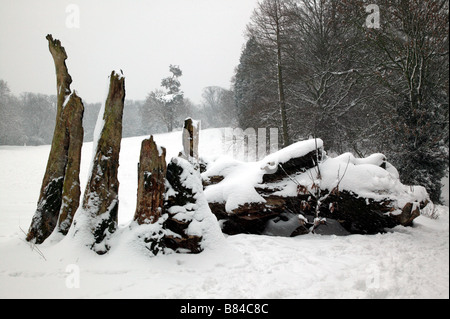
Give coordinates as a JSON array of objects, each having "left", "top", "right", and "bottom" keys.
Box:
[
  {"left": 134, "top": 136, "right": 167, "bottom": 225},
  {"left": 27, "top": 35, "right": 84, "bottom": 243},
  {"left": 182, "top": 118, "right": 200, "bottom": 162},
  {"left": 56, "top": 92, "right": 84, "bottom": 235},
  {"left": 80, "top": 70, "right": 125, "bottom": 254}
]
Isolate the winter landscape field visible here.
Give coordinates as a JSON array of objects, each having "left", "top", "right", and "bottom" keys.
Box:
[
  {"left": 1, "top": 0, "right": 449, "bottom": 302},
  {"left": 0, "top": 129, "right": 448, "bottom": 299}
]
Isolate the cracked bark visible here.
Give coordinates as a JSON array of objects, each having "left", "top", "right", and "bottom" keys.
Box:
[
  {"left": 81, "top": 71, "right": 125, "bottom": 254},
  {"left": 134, "top": 136, "right": 167, "bottom": 225},
  {"left": 27, "top": 35, "right": 84, "bottom": 243}
]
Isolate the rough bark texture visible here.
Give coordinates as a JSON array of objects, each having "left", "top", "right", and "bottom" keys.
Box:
[
  {"left": 56, "top": 92, "right": 84, "bottom": 235},
  {"left": 82, "top": 71, "right": 125, "bottom": 254},
  {"left": 182, "top": 118, "right": 199, "bottom": 161},
  {"left": 134, "top": 136, "right": 167, "bottom": 225},
  {"left": 26, "top": 35, "right": 83, "bottom": 243}
]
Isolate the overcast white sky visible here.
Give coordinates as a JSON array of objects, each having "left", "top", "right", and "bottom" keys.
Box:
[{"left": 0, "top": 0, "right": 258, "bottom": 104}]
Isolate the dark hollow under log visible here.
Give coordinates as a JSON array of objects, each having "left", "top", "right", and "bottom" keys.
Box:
[
  {"left": 207, "top": 184, "right": 426, "bottom": 236},
  {"left": 261, "top": 149, "right": 323, "bottom": 183}
]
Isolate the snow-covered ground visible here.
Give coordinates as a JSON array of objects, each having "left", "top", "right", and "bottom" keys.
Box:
[{"left": 0, "top": 129, "right": 448, "bottom": 299}]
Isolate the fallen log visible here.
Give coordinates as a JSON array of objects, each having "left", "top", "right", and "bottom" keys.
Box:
[{"left": 202, "top": 140, "right": 430, "bottom": 236}]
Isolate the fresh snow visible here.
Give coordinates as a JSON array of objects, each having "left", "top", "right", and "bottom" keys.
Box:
[
  {"left": 165, "top": 156, "right": 225, "bottom": 251},
  {"left": 262, "top": 138, "right": 323, "bottom": 167},
  {"left": 202, "top": 139, "right": 428, "bottom": 215},
  {"left": 0, "top": 129, "right": 448, "bottom": 299}
]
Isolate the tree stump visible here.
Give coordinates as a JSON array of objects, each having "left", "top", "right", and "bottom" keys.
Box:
[
  {"left": 182, "top": 118, "right": 199, "bottom": 162},
  {"left": 26, "top": 35, "right": 84, "bottom": 243},
  {"left": 134, "top": 136, "right": 167, "bottom": 225},
  {"left": 80, "top": 70, "right": 125, "bottom": 254},
  {"left": 56, "top": 92, "right": 84, "bottom": 235}
]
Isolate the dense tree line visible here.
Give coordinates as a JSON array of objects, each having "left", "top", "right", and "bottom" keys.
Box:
[
  {"left": 1, "top": 0, "right": 447, "bottom": 202},
  {"left": 0, "top": 80, "right": 152, "bottom": 145},
  {"left": 234, "top": 0, "right": 449, "bottom": 203},
  {"left": 0, "top": 80, "right": 57, "bottom": 145},
  {"left": 1, "top": 74, "right": 236, "bottom": 146}
]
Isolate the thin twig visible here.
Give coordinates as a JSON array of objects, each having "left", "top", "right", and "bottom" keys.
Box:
[
  {"left": 19, "top": 226, "right": 47, "bottom": 261},
  {"left": 278, "top": 163, "right": 300, "bottom": 186},
  {"left": 336, "top": 156, "right": 351, "bottom": 189}
]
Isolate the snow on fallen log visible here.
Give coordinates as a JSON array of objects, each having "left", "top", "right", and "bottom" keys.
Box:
[
  {"left": 202, "top": 139, "right": 324, "bottom": 213},
  {"left": 202, "top": 138, "right": 430, "bottom": 236}
]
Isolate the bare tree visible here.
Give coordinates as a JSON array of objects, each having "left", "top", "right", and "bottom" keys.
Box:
[
  {"left": 362, "top": 0, "right": 449, "bottom": 202},
  {"left": 247, "top": 0, "right": 295, "bottom": 147},
  {"left": 143, "top": 65, "right": 191, "bottom": 132},
  {"left": 200, "top": 86, "right": 237, "bottom": 128}
]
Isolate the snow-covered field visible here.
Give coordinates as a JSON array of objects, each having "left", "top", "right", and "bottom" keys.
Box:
[{"left": 0, "top": 129, "right": 448, "bottom": 299}]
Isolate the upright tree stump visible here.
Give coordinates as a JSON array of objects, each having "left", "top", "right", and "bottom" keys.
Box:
[
  {"left": 80, "top": 70, "right": 125, "bottom": 254},
  {"left": 27, "top": 35, "right": 84, "bottom": 243},
  {"left": 56, "top": 92, "right": 84, "bottom": 235},
  {"left": 134, "top": 136, "right": 167, "bottom": 225},
  {"left": 182, "top": 118, "right": 200, "bottom": 162}
]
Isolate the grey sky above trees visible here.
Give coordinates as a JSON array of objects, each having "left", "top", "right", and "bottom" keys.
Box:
[{"left": 0, "top": 0, "right": 258, "bottom": 104}]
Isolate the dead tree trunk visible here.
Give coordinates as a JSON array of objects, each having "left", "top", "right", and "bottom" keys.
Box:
[
  {"left": 134, "top": 136, "right": 167, "bottom": 225},
  {"left": 56, "top": 92, "right": 84, "bottom": 235},
  {"left": 81, "top": 70, "right": 125, "bottom": 254},
  {"left": 182, "top": 118, "right": 199, "bottom": 162},
  {"left": 27, "top": 35, "right": 84, "bottom": 243}
]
